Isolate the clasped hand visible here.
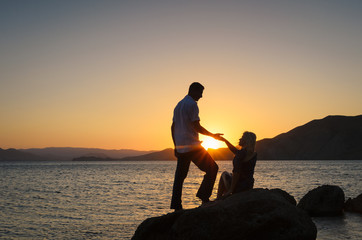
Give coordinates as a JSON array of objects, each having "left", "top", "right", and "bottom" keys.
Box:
[{"left": 212, "top": 133, "right": 225, "bottom": 141}]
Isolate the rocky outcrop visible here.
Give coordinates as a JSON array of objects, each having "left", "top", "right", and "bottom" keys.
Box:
[
  {"left": 345, "top": 193, "right": 362, "bottom": 214},
  {"left": 132, "top": 189, "right": 317, "bottom": 240},
  {"left": 297, "top": 185, "right": 345, "bottom": 216}
]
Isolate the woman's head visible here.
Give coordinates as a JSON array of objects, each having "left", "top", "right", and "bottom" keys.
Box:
[{"left": 239, "top": 131, "right": 257, "bottom": 151}]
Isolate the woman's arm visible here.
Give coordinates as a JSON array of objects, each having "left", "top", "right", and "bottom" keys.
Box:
[{"left": 221, "top": 137, "right": 238, "bottom": 154}]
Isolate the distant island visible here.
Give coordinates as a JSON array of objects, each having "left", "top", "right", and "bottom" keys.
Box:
[
  {"left": 72, "top": 156, "right": 116, "bottom": 161},
  {"left": 1, "top": 115, "right": 361, "bottom": 161}
]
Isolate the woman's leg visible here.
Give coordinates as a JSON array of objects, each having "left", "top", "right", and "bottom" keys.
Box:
[
  {"left": 217, "top": 171, "right": 231, "bottom": 199},
  {"left": 222, "top": 171, "right": 232, "bottom": 190}
]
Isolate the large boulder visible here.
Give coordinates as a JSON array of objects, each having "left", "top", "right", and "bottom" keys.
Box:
[
  {"left": 345, "top": 193, "right": 362, "bottom": 214},
  {"left": 297, "top": 185, "right": 345, "bottom": 216},
  {"left": 132, "top": 189, "right": 317, "bottom": 240},
  {"left": 270, "top": 188, "right": 297, "bottom": 206}
]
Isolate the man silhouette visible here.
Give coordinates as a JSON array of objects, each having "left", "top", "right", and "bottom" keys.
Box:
[{"left": 171, "top": 82, "right": 222, "bottom": 210}]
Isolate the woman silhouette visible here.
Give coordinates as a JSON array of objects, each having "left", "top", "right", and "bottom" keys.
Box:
[{"left": 217, "top": 131, "right": 257, "bottom": 199}]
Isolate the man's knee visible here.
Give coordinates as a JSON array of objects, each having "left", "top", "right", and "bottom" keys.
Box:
[
  {"left": 211, "top": 161, "right": 219, "bottom": 175},
  {"left": 175, "top": 167, "right": 188, "bottom": 181},
  {"left": 176, "top": 170, "right": 188, "bottom": 181}
]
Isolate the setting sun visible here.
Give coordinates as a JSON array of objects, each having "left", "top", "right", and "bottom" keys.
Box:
[{"left": 201, "top": 136, "right": 224, "bottom": 150}]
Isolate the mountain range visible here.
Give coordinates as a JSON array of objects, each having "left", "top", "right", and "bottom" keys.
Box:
[
  {"left": 0, "top": 147, "right": 154, "bottom": 161},
  {"left": 256, "top": 115, "right": 362, "bottom": 160},
  {"left": 21, "top": 147, "right": 154, "bottom": 161},
  {"left": 1, "top": 115, "right": 361, "bottom": 161},
  {"left": 113, "top": 115, "right": 362, "bottom": 161}
]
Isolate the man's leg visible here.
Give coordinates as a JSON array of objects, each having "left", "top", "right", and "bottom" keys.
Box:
[
  {"left": 170, "top": 153, "right": 191, "bottom": 210},
  {"left": 192, "top": 148, "right": 219, "bottom": 203}
]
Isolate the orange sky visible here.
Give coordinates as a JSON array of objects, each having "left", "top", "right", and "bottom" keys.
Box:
[{"left": 1, "top": 1, "right": 362, "bottom": 150}]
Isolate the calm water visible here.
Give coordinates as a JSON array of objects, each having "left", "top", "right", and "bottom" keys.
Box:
[{"left": 1, "top": 160, "right": 361, "bottom": 239}]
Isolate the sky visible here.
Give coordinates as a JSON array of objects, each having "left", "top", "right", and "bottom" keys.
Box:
[{"left": 1, "top": 0, "right": 361, "bottom": 150}]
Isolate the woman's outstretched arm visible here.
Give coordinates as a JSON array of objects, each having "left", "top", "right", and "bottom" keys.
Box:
[{"left": 221, "top": 137, "right": 238, "bottom": 155}]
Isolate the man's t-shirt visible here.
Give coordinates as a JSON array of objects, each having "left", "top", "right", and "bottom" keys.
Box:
[{"left": 172, "top": 95, "right": 201, "bottom": 153}]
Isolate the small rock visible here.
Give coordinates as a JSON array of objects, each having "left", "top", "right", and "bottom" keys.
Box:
[
  {"left": 345, "top": 193, "right": 362, "bottom": 214},
  {"left": 297, "top": 185, "right": 345, "bottom": 216}
]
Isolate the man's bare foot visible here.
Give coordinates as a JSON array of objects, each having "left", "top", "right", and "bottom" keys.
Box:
[
  {"left": 201, "top": 201, "right": 217, "bottom": 208},
  {"left": 174, "top": 208, "right": 183, "bottom": 212}
]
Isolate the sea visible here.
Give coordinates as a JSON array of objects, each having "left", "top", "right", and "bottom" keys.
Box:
[{"left": 0, "top": 160, "right": 361, "bottom": 240}]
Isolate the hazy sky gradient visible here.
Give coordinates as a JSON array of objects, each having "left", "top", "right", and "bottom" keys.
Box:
[{"left": 1, "top": 0, "right": 361, "bottom": 150}]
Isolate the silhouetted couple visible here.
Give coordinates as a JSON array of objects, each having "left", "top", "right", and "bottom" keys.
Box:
[{"left": 171, "top": 82, "right": 257, "bottom": 211}]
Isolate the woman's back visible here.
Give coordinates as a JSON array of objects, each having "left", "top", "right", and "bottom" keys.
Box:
[{"left": 232, "top": 148, "right": 257, "bottom": 192}]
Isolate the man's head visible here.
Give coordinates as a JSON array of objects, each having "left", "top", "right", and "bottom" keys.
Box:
[{"left": 188, "top": 82, "right": 204, "bottom": 101}]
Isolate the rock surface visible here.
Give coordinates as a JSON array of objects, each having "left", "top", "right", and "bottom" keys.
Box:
[
  {"left": 270, "top": 188, "right": 297, "bottom": 206},
  {"left": 132, "top": 189, "right": 317, "bottom": 240},
  {"left": 297, "top": 185, "right": 345, "bottom": 216},
  {"left": 345, "top": 193, "right": 362, "bottom": 214}
]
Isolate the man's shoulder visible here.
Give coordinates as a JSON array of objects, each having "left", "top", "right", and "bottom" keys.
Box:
[{"left": 177, "top": 96, "right": 197, "bottom": 107}]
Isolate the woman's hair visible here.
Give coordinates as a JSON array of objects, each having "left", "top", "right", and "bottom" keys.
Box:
[{"left": 242, "top": 131, "right": 257, "bottom": 151}]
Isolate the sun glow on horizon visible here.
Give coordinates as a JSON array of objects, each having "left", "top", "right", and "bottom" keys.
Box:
[{"left": 201, "top": 136, "right": 224, "bottom": 150}]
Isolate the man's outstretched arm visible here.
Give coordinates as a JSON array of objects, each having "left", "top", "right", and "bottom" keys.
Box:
[{"left": 192, "top": 121, "right": 223, "bottom": 139}]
